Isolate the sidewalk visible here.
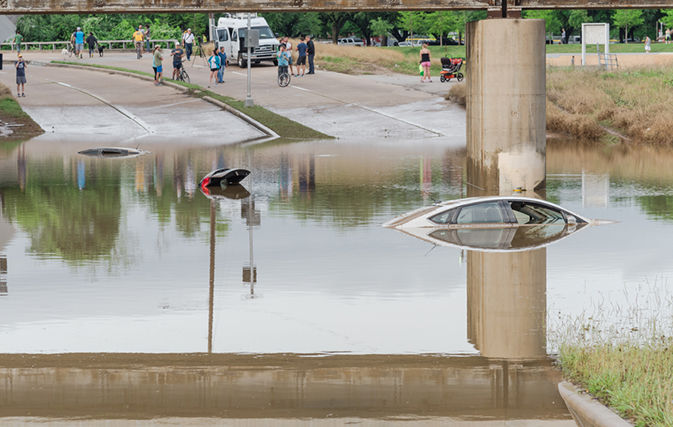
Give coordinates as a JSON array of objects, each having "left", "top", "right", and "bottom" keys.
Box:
[{"left": 4, "top": 50, "right": 466, "bottom": 141}]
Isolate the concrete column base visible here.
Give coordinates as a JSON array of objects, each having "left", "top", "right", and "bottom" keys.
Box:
[{"left": 466, "top": 19, "right": 546, "bottom": 194}]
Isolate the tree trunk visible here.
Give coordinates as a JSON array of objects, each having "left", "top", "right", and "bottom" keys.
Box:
[
  {"left": 625, "top": 25, "right": 628, "bottom": 44},
  {"left": 332, "top": 24, "right": 339, "bottom": 44}
]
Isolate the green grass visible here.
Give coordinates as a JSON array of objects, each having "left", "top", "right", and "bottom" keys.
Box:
[
  {"left": 51, "top": 61, "right": 332, "bottom": 140},
  {"left": 0, "top": 96, "right": 29, "bottom": 118},
  {"left": 550, "top": 280, "right": 673, "bottom": 426}
]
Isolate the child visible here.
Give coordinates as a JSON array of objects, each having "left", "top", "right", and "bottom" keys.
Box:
[
  {"left": 277, "top": 45, "right": 290, "bottom": 78},
  {"left": 15, "top": 54, "right": 26, "bottom": 97}
]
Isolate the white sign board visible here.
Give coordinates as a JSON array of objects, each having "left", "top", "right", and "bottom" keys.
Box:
[
  {"left": 584, "top": 24, "right": 607, "bottom": 45},
  {"left": 581, "top": 23, "right": 610, "bottom": 66}
]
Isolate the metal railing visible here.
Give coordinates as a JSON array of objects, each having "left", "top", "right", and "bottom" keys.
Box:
[
  {"left": 598, "top": 53, "right": 618, "bottom": 70},
  {"left": 1, "top": 39, "right": 179, "bottom": 51}
]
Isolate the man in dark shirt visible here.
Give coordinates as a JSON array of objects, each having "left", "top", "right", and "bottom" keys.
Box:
[
  {"left": 170, "top": 42, "right": 184, "bottom": 80},
  {"left": 306, "top": 35, "right": 315, "bottom": 75},
  {"left": 86, "top": 32, "right": 97, "bottom": 58},
  {"left": 295, "top": 36, "right": 307, "bottom": 77}
]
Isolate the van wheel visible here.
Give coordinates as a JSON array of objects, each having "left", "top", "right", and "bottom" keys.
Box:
[
  {"left": 273, "top": 59, "right": 278, "bottom": 66},
  {"left": 238, "top": 53, "right": 246, "bottom": 68}
]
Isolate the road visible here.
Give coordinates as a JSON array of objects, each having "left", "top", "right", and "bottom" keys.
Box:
[{"left": 0, "top": 50, "right": 467, "bottom": 142}]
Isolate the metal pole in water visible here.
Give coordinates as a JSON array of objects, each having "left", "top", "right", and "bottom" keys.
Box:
[{"left": 244, "top": 13, "right": 254, "bottom": 107}]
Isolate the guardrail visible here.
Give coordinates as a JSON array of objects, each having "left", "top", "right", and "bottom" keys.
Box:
[{"left": 1, "top": 39, "right": 180, "bottom": 51}]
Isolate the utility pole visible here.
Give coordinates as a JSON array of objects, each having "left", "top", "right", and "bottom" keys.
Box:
[{"left": 244, "top": 13, "right": 254, "bottom": 107}]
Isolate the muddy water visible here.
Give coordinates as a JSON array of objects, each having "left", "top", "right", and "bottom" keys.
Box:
[{"left": 1, "top": 137, "right": 672, "bottom": 425}]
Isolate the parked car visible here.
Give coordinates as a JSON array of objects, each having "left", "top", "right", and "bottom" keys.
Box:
[
  {"left": 428, "top": 37, "right": 462, "bottom": 46},
  {"left": 383, "top": 196, "right": 613, "bottom": 252},
  {"left": 338, "top": 37, "right": 364, "bottom": 46}
]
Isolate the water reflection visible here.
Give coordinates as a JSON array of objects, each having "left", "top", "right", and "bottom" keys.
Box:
[
  {"left": 2, "top": 137, "right": 673, "bottom": 423},
  {"left": 0, "top": 354, "right": 568, "bottom": 421}
]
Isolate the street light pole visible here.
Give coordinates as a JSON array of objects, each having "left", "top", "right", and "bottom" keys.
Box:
[{"left": 244, "top": 13, "right": 254, "bottom": 107}]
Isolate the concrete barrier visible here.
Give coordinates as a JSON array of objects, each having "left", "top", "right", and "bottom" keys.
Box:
[{"left": 558, "top": 381, "right": 633, "bottom": 427}]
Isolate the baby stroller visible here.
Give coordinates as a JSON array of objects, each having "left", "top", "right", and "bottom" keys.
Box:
[{"left": 440, "top": 56, "right": 465, "bottom": 82}]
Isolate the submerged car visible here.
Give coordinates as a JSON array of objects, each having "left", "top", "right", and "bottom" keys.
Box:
[{"left": 383, "top": 196, "right": 611, "bottom": 251}]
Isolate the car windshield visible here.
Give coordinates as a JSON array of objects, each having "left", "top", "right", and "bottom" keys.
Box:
[
  {"left": 238, "top": 26, "right": 276, "bottom": 40},
  {"left": 509, "top": 202, "right": 565, "bottom": 224}
]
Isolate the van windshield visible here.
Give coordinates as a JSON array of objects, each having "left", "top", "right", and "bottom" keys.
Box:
[{"left": 238, "top": 26, "right": 276, "bottom": 40}]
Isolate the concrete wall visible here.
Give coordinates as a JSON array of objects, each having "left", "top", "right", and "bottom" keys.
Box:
[{"left": 466, "top": 19, "right": 546, "bottom": 194}]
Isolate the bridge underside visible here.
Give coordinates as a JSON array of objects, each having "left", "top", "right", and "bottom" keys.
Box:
[{"left": 3, "top": 0, "right": 671, "bottom": 14}]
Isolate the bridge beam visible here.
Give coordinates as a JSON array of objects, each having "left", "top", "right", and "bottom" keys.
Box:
[{"left": 2, "top": 0, "right": 672, "bottom": 14}]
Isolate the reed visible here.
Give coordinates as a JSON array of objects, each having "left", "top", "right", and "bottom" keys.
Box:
[{"left": 549, "top": 278, "right": 673, "bottom": 426}]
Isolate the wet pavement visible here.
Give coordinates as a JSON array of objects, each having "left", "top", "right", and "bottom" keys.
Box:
[
  {"left": 0, "top": 50, "right": 465, "bottom": 139},
  {"left": 1, "top": 50, "right": 673, "bottom": 426}
]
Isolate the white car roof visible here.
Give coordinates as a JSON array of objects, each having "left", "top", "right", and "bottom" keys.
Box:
[{"left": 382, "top": 196, "right": 590, "bottom": 228}]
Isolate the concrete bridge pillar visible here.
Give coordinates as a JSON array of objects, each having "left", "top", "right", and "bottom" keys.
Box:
[{"left": 466, "top": 19, "right": 546, "bottom": 194}]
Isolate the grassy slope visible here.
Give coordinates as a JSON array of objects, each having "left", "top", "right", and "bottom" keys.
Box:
[
  {"left": 0, "top": 84, "right": 44, "bottom": 137},
  {"left": 52, "top": 61, "right": 332, "bottom": 140}
]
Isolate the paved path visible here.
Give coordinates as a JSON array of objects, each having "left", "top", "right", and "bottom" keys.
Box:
[
  {"left": 1, "top": 50, "right": 467, "bottom": 142},
  {"left": 0, "top": 60, "right": 266, "bottom": 146}
]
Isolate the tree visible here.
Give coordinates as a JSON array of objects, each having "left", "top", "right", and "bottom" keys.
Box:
[
  {"left": 661, "top": 9, "right": 673, "bottom": 29},
  {"left": 426, "top": 11, "right": 455, "bottom": 46},
  {"left": 398, "top": 12, "right": 425, "bottom": 42},
  {"left": 612, "top": 9, "right": 644, "bottom": 43},
  {"left": 350, "top": 12, "right": 380, "bottom": 46},
  {"left": 523, "top": 10, "right": 561, "bottom": 36},
  {"left": 318, "top": 12, "right": 354, "bottom": 44},
  {"left": 370, "top": 16, "right": 394, "bottom": 46}
]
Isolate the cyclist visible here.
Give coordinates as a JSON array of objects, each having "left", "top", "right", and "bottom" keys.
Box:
[
  {"left": 277, "top": 44, "right": 290, "bottom": 79},
  {"left": 170, "top": 42, "right": 184, "bottom": 80},
  {"left": 132, "top": 27, "right": 144, "bottom": 59}
]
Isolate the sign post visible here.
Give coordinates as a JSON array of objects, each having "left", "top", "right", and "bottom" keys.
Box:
[{"left": 581, "top": 23, "right": 610, "bottom": 66}]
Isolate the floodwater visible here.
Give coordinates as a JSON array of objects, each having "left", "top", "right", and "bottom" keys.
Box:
[{"left": 1, "top": 135, "right": 672, "bottom": 426}]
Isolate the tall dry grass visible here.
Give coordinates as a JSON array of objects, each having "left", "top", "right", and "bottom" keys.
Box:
[{"left": 548, "top": 66, "right": 673, "bottom": 144}]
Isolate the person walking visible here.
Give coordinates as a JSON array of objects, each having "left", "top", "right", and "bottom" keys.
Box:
[
  {"left": 153, "top": 45, "right": 164, "bottom": 86},
  {"left": 182, "top": 28, "right": 195, "bottom": 62},
  {"left": 207, "top": 48, "right": 221, "bottom": 87},
  {"left": 145, "top": 24, "right": 151, "bottom": 53},
  {"left": 419, "top": 43, "right": 432, "bottom": 83},
  {"left": 217, "top": 46, "right": 227, "bottom": 83},
  {"left": 666, "top": 28, "right": 671, "bottom": 45},
  {"left": 86, "top": 32, "right": 97, "bottom": 58},
  {"left": 306, "top": 35, "right": 315, "bottom": 74},
  {"left": 295, "top": 36, "right": 307, "bottom": 77},
  {"left": 74, "top": 27, "right": 84, "bottom": 59},
  {"left": 645, "top": 36, "right": 651, "bottom": 53},
  {"left": 132, "top": 27, "right": 144, "bottom": 58},
  {"left": 12, "top": 31, "right": 23, "bottom": 55},
  {"left": 15, "top": 54, "right": 26, "bottom": 97},
  {"left": 170, "top": 42, "right": 184, "bottom": 80}
]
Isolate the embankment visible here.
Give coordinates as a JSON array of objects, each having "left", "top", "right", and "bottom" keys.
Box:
[{"left": 0, "top": 83, "right": 44, "bottom": 138}]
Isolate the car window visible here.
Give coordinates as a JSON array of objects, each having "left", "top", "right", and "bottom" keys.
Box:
[
  {"left": 231, "top": 28, "right": 237, "bottom": 41},
  {"left": 217, "top": 29, "right": 229, "bottom": 42},
  {"left": 429, "top": 208, "right": 457, "bottom": 224},
  {"left": 455, "top": 202, "right": 505, "bottom": 224},
  {"left": 509, "top": 202, "right": 565, "bottom": 225}
]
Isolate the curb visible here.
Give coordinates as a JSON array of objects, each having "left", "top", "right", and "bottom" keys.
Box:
[
  {"left": 32, "top": 60, "right": 277, "bottom": 140},
  {"left": 558, "top": 382, "right": 633, "bottom": 427}
]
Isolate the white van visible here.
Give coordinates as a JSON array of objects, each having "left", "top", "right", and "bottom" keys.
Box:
[{"left": 214, "top": 14, "right": 280, "bottom": 68}]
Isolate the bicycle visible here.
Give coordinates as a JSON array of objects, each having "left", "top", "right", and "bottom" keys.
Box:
[
  {"left": 66, "top": 42, "right": 74, "bottom": 58},
  {"left": 278, "top": 65, "right": 291, "bottom": 87},
  {"left": 176, "top": 59, "right": 190, "bottom": 83}
]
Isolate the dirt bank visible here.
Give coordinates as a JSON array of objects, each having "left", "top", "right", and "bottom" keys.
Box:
[{"left": 0, "top": 83, "right": 44, "bottom": 138}]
